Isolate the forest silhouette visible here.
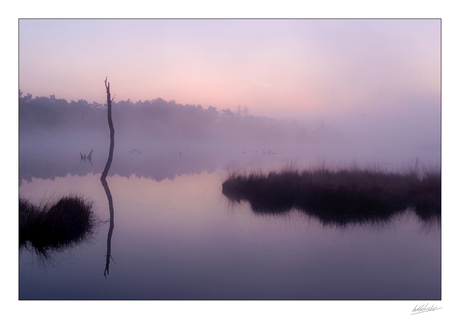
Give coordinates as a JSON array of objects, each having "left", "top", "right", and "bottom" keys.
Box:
[{"left": 19, "top": 92, "right": 342, "bottom": 144}]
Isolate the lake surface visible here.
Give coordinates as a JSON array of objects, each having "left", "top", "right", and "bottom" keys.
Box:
[{"left": 19, "top": 141, "right": 441, "bottom": 300}]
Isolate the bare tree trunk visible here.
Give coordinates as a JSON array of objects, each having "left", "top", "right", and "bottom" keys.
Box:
[{"left": 101, "top": 77, "right": 115, "bottom": 180}]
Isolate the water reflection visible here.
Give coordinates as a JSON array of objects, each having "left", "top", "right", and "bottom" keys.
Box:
[
  {"left": 101, "top": 178, "right": 115, "bottom": 278},
  {"left": 19, "top": 168, "right": 441, "bottom": 299},
  {"left": 80, "top": 149, "right": 93, "bottom": 165},
  {"left": 19, "top": 142, "right": 222, "bottom": 184},
  {"left": 224, "top": 193, "right": 440, "bottom": 228}
]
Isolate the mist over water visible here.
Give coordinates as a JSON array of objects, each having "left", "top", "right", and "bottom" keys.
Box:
[
  {"left": 19, "top": 92, "right": 440, "bottom": 185},
  {"left": 18, "top": 90, "right": 440, "bottom": 300}
]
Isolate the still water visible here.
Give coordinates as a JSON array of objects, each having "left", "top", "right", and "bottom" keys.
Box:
[{"left": 19, "top": 142, "right": 440, "bottom": 300}]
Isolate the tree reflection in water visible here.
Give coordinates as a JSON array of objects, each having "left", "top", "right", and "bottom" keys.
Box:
[{"left": 101, "top": 178, "right": 115, "bottom": 278}]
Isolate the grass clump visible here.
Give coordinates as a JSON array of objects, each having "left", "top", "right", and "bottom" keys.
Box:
[
  {"left": 222, "top": 165, "right": 440, "bottom": 226},
  {"left": 19, "top": 196, "right": 96, "bottom": 257}
]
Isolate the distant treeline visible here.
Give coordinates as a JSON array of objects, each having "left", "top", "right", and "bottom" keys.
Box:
[{"left": 19, "top": 92, "right": 342, "bottom": 143}]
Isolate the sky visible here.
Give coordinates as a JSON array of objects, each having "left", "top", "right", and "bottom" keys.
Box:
[{"left": 19, "top": 19, "right": 440, "bottom": 120}]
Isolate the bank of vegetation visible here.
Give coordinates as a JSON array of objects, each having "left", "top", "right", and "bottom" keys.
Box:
[
  {"left": 19, "top": 196, "right": 96, "bottom": 256},
  {"left": 222, "top": 165, "right": 441, "bottom": 226}
]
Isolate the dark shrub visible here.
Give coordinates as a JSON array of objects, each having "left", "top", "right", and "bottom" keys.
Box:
[{"left": 19, "top": 196, "right": 96, "bottom": 256}]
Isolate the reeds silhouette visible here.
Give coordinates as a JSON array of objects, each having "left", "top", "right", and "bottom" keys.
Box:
[
  {"left": 222, "top": 165, "right": 440, "bottom": 226},
  {"left": 19, "top": 196, "right": 96, "bottom": 257}
]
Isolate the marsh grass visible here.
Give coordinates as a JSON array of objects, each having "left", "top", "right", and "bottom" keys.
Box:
[
  {"left": 222, "top": 163, "right": 440, "bottom": 226},
  {"left": 19, "top": 196, "right": 96, "bottom": 257}
]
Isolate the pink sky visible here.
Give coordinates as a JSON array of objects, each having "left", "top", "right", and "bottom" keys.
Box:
[{"left": 19, "top": 19, "right": 440, "bottom": 119}]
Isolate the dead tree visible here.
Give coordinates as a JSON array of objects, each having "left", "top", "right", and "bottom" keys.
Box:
[{"left": 101, "top": 77, "right": 115, "bottom": 180}]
